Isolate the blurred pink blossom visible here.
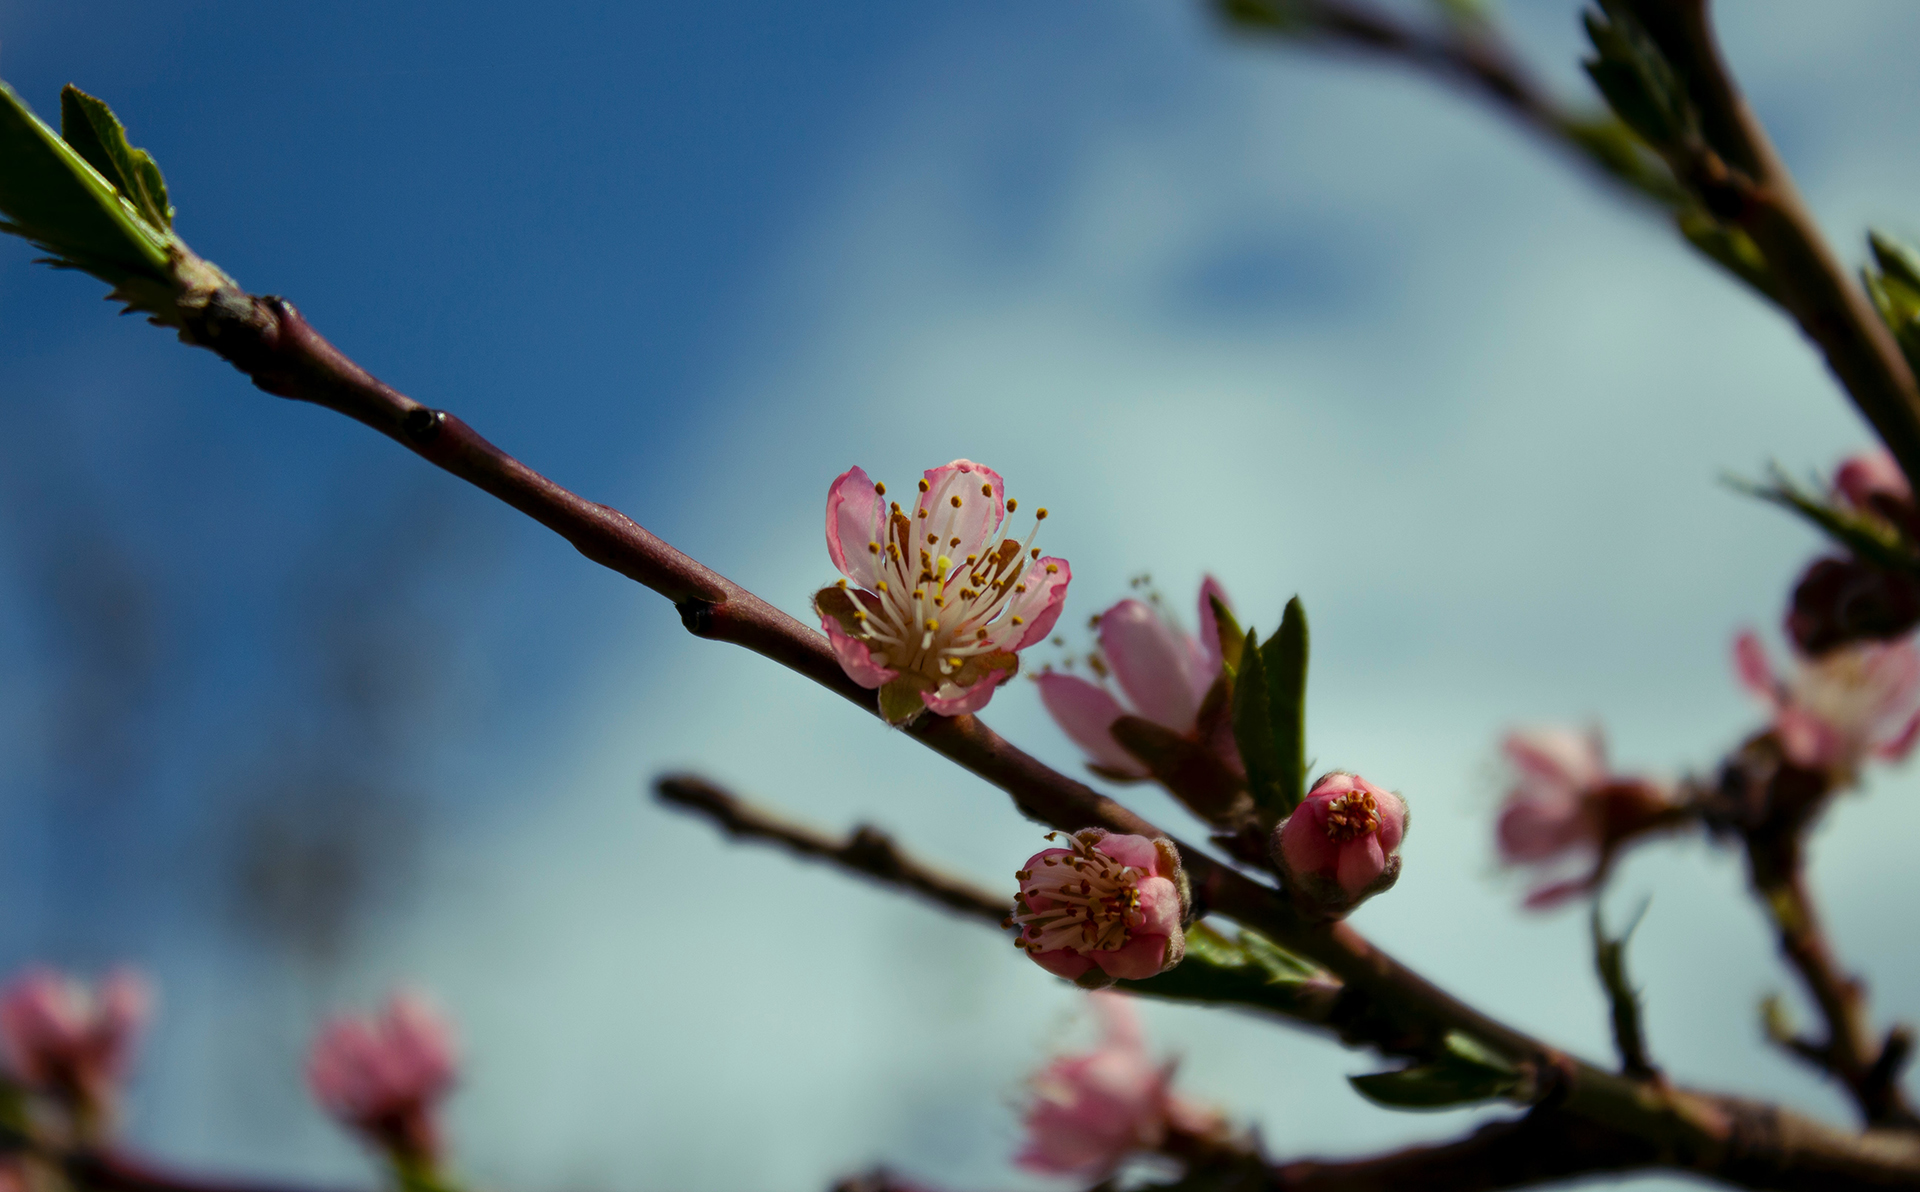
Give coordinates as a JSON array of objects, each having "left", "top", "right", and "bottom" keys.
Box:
[
  {"left": 308, "top": 990, "right": 458, "bottom": 1164},
  {"left": 1012, "top": 830, "right": 1187, "bottom": 985},
  {"left": 1016, "top": 992, "right": 1219, "bottom": 1181},
  {"left": 1735, "top": 630, "right": 1920, "bottom": 777},
  {"left": 0, "top": 965, "right": 151, "bottom": 1110},
  {"left": 1834, "top": 449, "right": 1915, "bottom": 524},
  {"left": 1496, "top": 727, "right": 1674, "bottom": 909},
  {"left": 816, "top": 460, "right": 1069, "bottom": 724},
  {"left": 1273, "top": 772, "right": 1407, "bottom": 911},
  {"left": 1036, "top": 578, "right": 1237, "bottom": 779}
]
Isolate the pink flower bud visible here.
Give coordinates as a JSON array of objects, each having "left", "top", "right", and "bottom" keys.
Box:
[
  {"left": 1272, "top": 773, "right": 1407, "bottom": 913},
  {"left": 0, "top": 965, "right": 151, "bottom": 1116},
  {"left": 1016, "top": 993, "right": 1221, "bottom": 1181},
  {"left": 1496, "top": 726, "right": 1674, "bottom": 909},
  {"left": 1011, "top": 830, "right": 1188, "bottom": 986},
  {"left": 1037, "top": 578, "right": 1240, "bottom": 780},
  {"left": 1834, "top": 449, "right": 1917, "bottom": 531},
  {"left": 307, "top": 990, "right": 458, "bottom": 1165},
  {"left": 1735, "top": 630, "right": 1920, "bottom": 778},
  {"left": 1787, "top": 555, "right": 1920, "bottom": 656},
  {"left": 817, "top": 460, "right": 1069, "bottom": 725}
]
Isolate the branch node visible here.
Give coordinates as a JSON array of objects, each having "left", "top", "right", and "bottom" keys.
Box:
[
  {"left": 401, "top": 406, "right": 445, "bottom": 444},
  {"left": 676, "top": 598, "right": 716, "bottom": 637}
]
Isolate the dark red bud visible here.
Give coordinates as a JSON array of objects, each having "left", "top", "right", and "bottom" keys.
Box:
[{"left": 1786, "top": 555, "right": 1920, "bottom": 656}]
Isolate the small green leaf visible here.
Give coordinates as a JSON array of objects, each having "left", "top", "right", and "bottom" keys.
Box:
[
  {"left": 1126, "top": 922, "right": 1335, "bottom": 1021},
  {"left": 1230, "top": 628, "right": 1284, "bottom": 816},
  {"left": 1259, "top": 596, "right": 1309, "bottom": 814},
  {"left": 60, "top": 84, "right": 172, "bottom": 231},
  {"left": 1580, "top": 1, "right": 1696, "bottom": 152},
  {"left": 1210, "top": 593, "right": 1244, "bottom": 675},
  {"left": 1727, "top": 465, "right": 1920, "bottom": 574},
  {"left": 0, "top": 78, "right": 170, "bottom": 285},
  {"left": 1349, "top": 1031, "right": 1524, "bottom": 1111}
]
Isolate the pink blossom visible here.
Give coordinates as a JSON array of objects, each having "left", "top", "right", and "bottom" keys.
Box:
[
  {"left": 1834, "top": 449, "right": 1913, "bottom": 516},
  {"left": 816, "top": 460, "right": 1069, "bottom": 724},
  {"left": 1011, "top": 830, "right": 1188, "bottom": 985},
  {"left": 1496, "top": 727, "right": 1674, "bottom": 909},
  {"left": 1016, "top": 993, "right": 1219, "bottom": 1181},
  {"left": 308, "top": 990, "right": 458, "bottom": 1163},
  {"left": 1734, "top": 630, "right": 1920, "bottom": 776},
  {"left": 1273, "top": 772, "right": 1407, "bottom": 912},
  {"left": 0, "top": 965, "right": 151, "bottom": 1107},
  {"left": 1037, "top": 578, "right": 1237, "bottom": 779}
]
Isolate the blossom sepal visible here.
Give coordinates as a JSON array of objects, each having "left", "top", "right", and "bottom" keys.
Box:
[
  {"left": 1271, "top": 772, "right": 1408, "bottom": 919},
  {"left": 1011, "top": 830, "right": 1191, "bottom": 988},
  {"left": 1228, "top": 597, "right": 1310, "bottom": 824},
  {"left": 1348, "top": 1031, "right": 1529, "bottom": 1111}
]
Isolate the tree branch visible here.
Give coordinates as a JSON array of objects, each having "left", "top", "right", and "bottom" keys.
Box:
[{"left": 107, "top": 281, "right": 1919, "bottom": 1189}]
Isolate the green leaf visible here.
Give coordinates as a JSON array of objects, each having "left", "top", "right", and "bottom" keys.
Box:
[
  {"left": 1124, "top": 922, "right": 1334, "bottom": 1021},
  {"left": 1348, "top": 1031, "right": 1525, "bottom": 1111},
  {"left": 1727, "top": 465, "right": 1920, "bottom": 574},
  {"left": 1866, "top": 230, "right": 1920, "bottom": 382},
  {"left": 1259, "top": 596, "right": 1308, "bottom": 815},
  {"left": 1209, "top": 593, "right": 1245, "bottom": 675},
  {"left": 60, "top": 84, "right": 172, "bottom": 230},
  {"left": 0, "top": 78, "right": 170, "bottom": 285},
  {"left": 1678, "top": 207, "right": 1776, "bottom": 301},
  {"left": 1229, "top": 628, "right": 1284, "bottom": 817},
  {"left": 1580, "top": 0, "right": 1696, "bottom": 152}
]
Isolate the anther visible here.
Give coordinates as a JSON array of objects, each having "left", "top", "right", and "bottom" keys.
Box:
[
  {"left": 925, "top": 619, "right": 940, "bottom": 631},
  {"left": 950, "top": 495, "right": 962, "bottom": 508},
  {"left": 918, "top": 479, "right": 930, "bottom": 493},
  {"left": 1046, "top": 564, "right": 1059, "bottom": 574},
  {"left": 1006, "top": 498, "right": 1018, "bottom": 512},
  {"left": 1011, "top": 615, "right": 1025, "bottom": 625},
  {"left": 874, "top": 481, "right": 887, "bottom": 495},
  {"left": 1031, "top": 548, "right": 1041, "bottom": 559},
  {"left": 949, "top": 537, "right": 960, "bottom": 547},
  {"left": 836, "top": 578, "right": 848, "bottom": 588},
  {"left": 1036, "top": 508, "right": 1048, "bottom": 520},
  {"left": 868, "top": 542, "right": 880, "bottom": 554},
  {"left": 980, "top": 483, "right": 992, "bottom": 496},
  {"left": 917, "top": 509, "right": 928, "bottom": 520}
]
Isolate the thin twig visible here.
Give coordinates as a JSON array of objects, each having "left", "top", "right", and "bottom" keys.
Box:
[
  {"left": 113, "top": 281, "right": 1920, "bottom": 1188},
  {"left": 654, "top": 773, "right": 1011, "bottom": 926}
]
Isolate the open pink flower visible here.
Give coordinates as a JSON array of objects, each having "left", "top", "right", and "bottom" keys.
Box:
[
  {"left": 1735, "top": 630, "right": 1920, "bottom": 777},
  {"left": 1011, "top": 830, "right": 1188, "bottom": 986},
  {"left": 308, "top": 990, "right": 458, "bottom": 1165},
  {"left": 1496, "top": 727, "right": 1674, "bottom": 909},
  {"left": 1036, "top": 578, "right": 1236, "bottom": 779},
  {"left": 0, "top": 965, "right": 150, "bottom": 1111},
  {"left": 1016, "top": 992, "right": 1219, "bottom": 1181},
  {"left": 1273, "top": 773, "right": 1407, "bottom": 913},
  {"left": 816, "top": 460, "right": 1069, "bottom": 725}
]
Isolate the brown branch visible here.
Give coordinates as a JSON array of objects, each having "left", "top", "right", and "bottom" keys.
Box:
[
  {"left": 653, "top": 773, "right": 1011, "bottom": 926},
  {"left": 119, "top": 279, "right": 1920, "bottom": 1189},
  {"left": 1621, "top": 0, "right": 1920, "bottom": 494},
  {"left": 1707, "top": 736, "right": 1917, "bottom": 1128}
]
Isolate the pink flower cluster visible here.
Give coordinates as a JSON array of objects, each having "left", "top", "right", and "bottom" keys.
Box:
[
  {"left": 0, "top": 966, "right": 150, "bottom": 1116},
  {"left": 1017, "top": 993, "right": 1220, "bottom": 1181},
  {"left": 1037, "top": 578, "right": 1238, "bottom": 780},
  {"left": 818, "top": 460, "right": 1070, "bottom": 724},
  {"left": 1735, "top": 630, "right": 1920, "bottom": 778},
  {"left": 308, "top": 991, "right": 459, "bottom": 1165},
  {"left": 1011, "top": 830, "right": 1188, "bottom": 985},
  {"left": 1272, "top": 772, "right": 1407, "bottom": 913},
  {"left": 1495, "top": 727, "right": 1673, "bottom": 909}
]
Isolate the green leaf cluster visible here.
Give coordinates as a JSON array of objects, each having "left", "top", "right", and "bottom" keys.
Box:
[
  {"left": 1727, "top": 464, "right": 1919, "bottom": 574},
  {"left": 1348, "top": 1031, "right": 1526, "bottom": 1111},
  {"left": 1865, "top": 231, "right": 1920, "bottom": 382},
  {"left": 1580, "top": 1, "right": 1694, "bottom": 153},
  {"left": 1224, "top": 596, "right": 1310, "bottom": 822}
]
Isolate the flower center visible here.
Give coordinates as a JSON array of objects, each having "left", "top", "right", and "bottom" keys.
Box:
[
  {"left": 1323, "top": 791, "right": 1380, "bottom": 842},
  {"left": 1010, "top": 834, "right": 1141, "bottom": 955},
  {"left": 848, "top": 468, "right": 1049, "bottom": 683}
]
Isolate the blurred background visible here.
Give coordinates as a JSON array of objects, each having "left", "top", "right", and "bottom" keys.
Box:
[{"left": 1, "top": 0, "right": 1918, "bottom": 1187}]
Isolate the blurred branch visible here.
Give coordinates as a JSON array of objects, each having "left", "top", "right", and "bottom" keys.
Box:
[
  {"left": 1703, "top": 737, "right": 1917, "bottom": 1127},
  {"left": 654, "top": 773, "right": 1011, "bottom": 926},
  {"left": 1591, "top": 901, "right": 1656, "bottom": 1079}
]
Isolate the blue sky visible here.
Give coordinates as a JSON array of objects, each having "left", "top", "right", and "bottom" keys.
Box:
[{"left": 5, "top": 2, "right": 1920, "bottom": 1189}]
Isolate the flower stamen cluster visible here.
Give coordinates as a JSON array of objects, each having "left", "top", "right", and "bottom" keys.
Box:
[
  {"left": 1013, "top": 833, "right": 1146, "bottom": 955},
  {"left": 1009, "top": 829, "right": 1188, "bottom": 986}
]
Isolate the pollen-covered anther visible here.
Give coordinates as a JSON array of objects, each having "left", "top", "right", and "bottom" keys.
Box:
[{"left": 1323, "top": 791, "right": 1380, "bottom": 842}]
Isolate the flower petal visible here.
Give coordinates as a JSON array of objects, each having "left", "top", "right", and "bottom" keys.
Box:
[
  {"left": 1012, "top": 556, "right": 1072, "bottom": 649},
  {"left": 1502, "top": 726, "right": 1606, "bottom": 792},
  {"left": 1100, "top": 600, "right": 1203, "bottom": 731},
  {"left": 1037, "top": 674, "right": 1147, "bottom": 775},
  {"left": 1130, "top": 876, "right": 1182, "bottom": 939},
  {"left": 1277, "top": 806, "right": 1338, "bottom": 880},
  {"left": 1835, "top": 449, "right": 1910, "bottom": 508},
  {"left": 825, "top": 466, "right": 886, "bottom": 588},
  {"left": 1028, "top": 948, "right": 1096, "bottom": 981},
  {"left": 1092, "top": 934, "right": 1170, "bottom": 981},
  {"left": 820, "top": 614, "right": 898, "bottom": 689},
  {"left": 916, "top": 460, "right": 1006, "bottom": 557},
  {"left": 924, "top": 667, "right": 1010, "bottom": 717},
  {"left": 1335, "top": 835, "right": 1387, "bottom": 898},
  {"left": 1734, "top": 630, "right": 1778, "bottom": 704}
]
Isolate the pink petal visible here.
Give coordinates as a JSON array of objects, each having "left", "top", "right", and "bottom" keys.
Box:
[
  {"left": 820, "top": 615, "right": 898, "bottom": 689},
  {"left": 1835, "top": 450, "right": 1910, "bottom": 508},
  {"left": 1277, "top": 806, "right": 1338, "bottom": 879},
  {"left": 1036, "top": 674, "right": 1148, "bottom": 776},
  {"left": 1130, "top": 876, "right": 1182, "bottom": 939},
  {"left": 1195, "top": 576, "right": 1231, "bottom": 678},
  {"left": 1778, "top": 706, "right": 1843, "bottom": 769},
  {"left": 1522, "top": 875, "right": 1596, "bottom": 910},
  {"left": 1371, "top": 789, "right": 1407, "bottom": 854},
  {"left": 825, "top": 466, "right": 886, "bottom": 589},
  {"left": 915, "top": 460, "right": 1006, "bottom": 557},
  {"left": 1495, "top": 794, "right": 1588, "bottom": 863},
  {"left": 1335, "top": 835, "right": 1387, "bottom": 897},
  {"left": 923, "top": 668, "right": 1009, "bottom": 717},
  {"left": 1013, "top": 557, "right": 1072, "bottom": 649},
  {"left": 1734, "top": 631, "right": 1777, "bottom": 704},
  {"left": 1092, "top": 833, "right": 1160, "bottom": 873},
  {"left": 1028, "top": 949, "right": 1096, "bottom": 980},
  {"left": 1099, "top": 600, "right": 1203, "bottom": 731},
  {"left": 1092, "top": 935, "right": 1169, "bottom": 981},
  {"left": 1877, "top": 708, "right": 1920, "bottom": 761},
  {"left": 1501, "top": 727, "right": 1605, "bottom": 792}
]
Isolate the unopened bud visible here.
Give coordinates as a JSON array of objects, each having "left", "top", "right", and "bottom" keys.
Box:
[
  {"left": 0, "top": 965, "right": 151, "bottom": 1137},
  {"left": 308, "top": 990, "right": 459, "bottom": 1170},
  {"left": 1272, "top": 772, "right": 1407, "bottom": 916}
]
